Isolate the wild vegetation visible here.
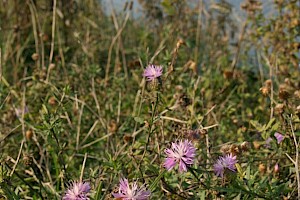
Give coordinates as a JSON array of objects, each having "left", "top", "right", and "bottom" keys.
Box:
[{"left": 0, "top": 0, "right": 299, "bottom": 199}]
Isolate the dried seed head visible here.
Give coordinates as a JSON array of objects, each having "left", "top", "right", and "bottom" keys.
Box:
[
  {"left": 199, "top": 129, "right": 207, "bottom": 136},
  {"left": 189, "top": 61, "right": 197, "bottom": 74},
  {"left": 23, "top": 154, "right": 33, "bottom": 167},
  {"left": 264, "top": 79, "right": 272, "bottom": 88},
  {"left": 223, "top": 70, "right": 233, "bottom": 79},
  {"left": 42, "top": 33, "right": 49, "bottom": 42},
  {"left": 128, "top": 60, "right": 141, "bottom": 69},
  {"left": 275, "top": 0, "right": 284, "bottom": 5},
  {"left": 175, "top": 85, "right": 183, "bottom": 91},
  {"left": 279, "top": 85, "right": 290, "bottom": 100},
  {"left": 291, "top": 19, "right": 300, "bottom": 28},
  {"left": 260, "top": 86, "right": 270, "bottom": 96},
  {"left": 240, "top": 141, "right": 249, "bottom": 152},
  {"left": 108, "top": 120, "right": 118, "bottom": 133},
  {"left": 258, "top": 163, "right": 266, "bottom": 174},
  {"left": 178, "top": 93, "right": 192, "bottom": 107},
  {"left": 229, "top": 144, "right": 240, "bottom": 155},
  {"left": 253, "top": 141, "right": 261, "bottom": 150},
  {"left": 296, "top": 105, "right": 300, "bottom": 117},
  {"left": 293, "top": 42, "right": 300, "bottom": 50},
  {"left": 275, "top": 104, "right": 285, "bottom": 115},
  {"left": 31, "top": 53, "right": 39, "bottom": 61},
  {"left": 39, "top": 67, "right": 47, "bottom": 80},
  {"left": 73, "top": 105, "right": 78, "bottom": 116},
  {"left": 294, "top": 90, "right": 300, "bottom": 99},
  {"left": 48, "top": 96, "right": 56, "bottom": 106},
  {"left": 123, "top": 134, "right": 133, "bottom": 143},
  {"left": 232, "top": 118, "right": 239, "bottom": 124},
  {"left": 143, "top": 121, "right": 150, "bottom": 129},
  {"left": 284, "top": 78, "right": 292, "bottom": 86},
  {"left": 49, "top": 63, "right": 55, "bottom": 70},
  {"left": 241, "top": 126, "right": 247, "bottom": 132},
  {"left": 220, "top": 144, "right": 231, "bottom": 155},
  {"left": 176, "top": 38, "right": 184, "bottom": 49},
  {"left": 184, "top": 60, "right": 197, "bottom": 74},
  {"left": 185, "top": 129, "right": 201, "bottom": 141},
  {"left": 278, "top": 65, "right": 289, "bottom": 76},
  {"left": 105, "top": 186, "right": 119, "bottom": 200},
  {"left": 25, "top": 129, "right": 33, "bottom": 140}
]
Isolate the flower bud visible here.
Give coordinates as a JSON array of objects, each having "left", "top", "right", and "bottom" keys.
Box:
[
  {"left": 274, "top": 163, "right": 279, "bottom": 173},
  {"left": 258, "top": 164, "right": 266, "bottom": 174},
  {"left": 25, "top": 129, "right": 33, "bottom": 140},
  {"left": 31, "top": 53, "right": 39, "bottom": 61},
  {"left": 253, "top": 141, "right": 261, "bottom": 150}
]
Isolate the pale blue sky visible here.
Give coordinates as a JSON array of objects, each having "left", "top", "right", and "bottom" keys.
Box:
[{"left": 100, "top": 0, "right": 274, "bottom": 19}]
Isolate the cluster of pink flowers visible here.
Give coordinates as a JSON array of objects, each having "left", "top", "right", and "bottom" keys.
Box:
[
  {"left": 265, "top": 132, "right": 285, "bottom": 148},
  {"left": 62, "top": 66, "right": 286, "bottom": 199},
  {"left": 108, "top": 139, "right": 197, "bottom": 200}
]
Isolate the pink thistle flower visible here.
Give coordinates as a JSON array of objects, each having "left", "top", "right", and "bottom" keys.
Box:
[
  {"left": 164, "top": 140, "right": 196, "bottom": 172},
  {"left": 274, "top": 132, "right": 284, "bottom": 144},
  {"left": 112, "top": 178, "right": 151, "bottom": 200},
  {"left": 143, "top": 65, "right": 163, "bottom": 81},
  {"left": 63, "top": 181, "right": 91, "bottom": 200},
  {"left": 213, "top": 154, "right": 238, "bottom": 177},
  {"left": 264, "top": 137, "right": 273, "bottom": 148}
]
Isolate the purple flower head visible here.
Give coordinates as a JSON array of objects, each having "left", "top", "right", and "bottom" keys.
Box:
[
  {"left": 274, "top": 132, "right": 284, "bottom": 144},
  {"left": 112, "top": 178, "right": 151, "bottom": 200},
  {"left": 63, "top": 181, "right": 91, "bottom": 200},
  {"left": 264, "top": 137, "right": 273, "bottom": 148},
  {"left": 164, "top": 140, "right": 196, "bottom": 172},
  {"left": 213, "top": 154, "right": 238, "bottom": 178},
  {"left": 143, "top": 65, "right": 163, "bottom": 81},
  {"left": 15, "top": 105, "right": 29, "bottom": 118}
]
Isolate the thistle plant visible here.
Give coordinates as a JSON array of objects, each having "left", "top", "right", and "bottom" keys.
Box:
[
  {"left": 164, "top": 140, "right": 196, "bottom": 172},
  {"left": 112, "top": 178, "right": 151, "bottom": 200},
  {"left": 63, "top": 181, "right": 91, "bottom": 200},
  {"left": 1, "top": 0, "right": 299, "bottom": 199}
]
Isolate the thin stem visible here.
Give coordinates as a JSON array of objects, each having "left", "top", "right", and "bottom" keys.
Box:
[
  {"left": 289, "top": 116, "right": 300, "bottom": 199},
  {"left": 6, "top": 162, "right": 44, "bottom": 199},
  {"left": 188, "top": 166, "right": 208, "bottom": 189},
  {"left": 49, "top": 0, "right": 56, "bottom": 63},
  {"left": 194, "top": 0, "right": 202, "bottom": 65},
  {"left": 80, "top": 153, "right": 88, "bottom": 182},
  {"left": 139, "top": 91, "right": 159, "bottom": 169}
]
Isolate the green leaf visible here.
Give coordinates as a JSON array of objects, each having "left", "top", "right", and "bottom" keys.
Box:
[
  {"left": 236, "top": 163, "right": 244, "bottom": 178},
  {"left": 161, "top": 0, "right": 176, "bottom": 15},
  {"left": 149, "top": 171, "right": 166, "bottom": 191},
  {"left": 250, "top": 120, "right": 263, "bottom": 131},
  {"left": 265, "top": 118, "right": 276, "bottom": 130},
  {"left": 134, "top": 117, "right": 144, "bottom": 124},
  {"left": 271, "top": 122, "right": 280, "bottom": 131},
  {"left": 94, "top": 181, "right": 103, "bottom": 200}
]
